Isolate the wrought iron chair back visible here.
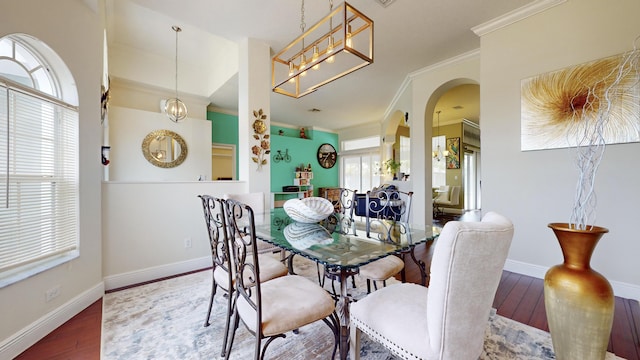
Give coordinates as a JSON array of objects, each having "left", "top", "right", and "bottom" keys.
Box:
[
  {"left": 197, "top": 194, "right": 234, "bottom": 356},
  {"left": 365, "top": 188, "right": 414, "bottom": 241},
  {"left": 322, "top": 188, "right": 358, "bottom": 236},
  {"left": 223, "top": 198, "right": 339, "bottom": 359}
]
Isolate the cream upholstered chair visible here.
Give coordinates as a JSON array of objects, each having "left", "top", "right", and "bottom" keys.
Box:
[
  {"left": 197, "top": 195, "right": 287, "bottom": 357},
  {"left": 223, "top": 199, "right": 339, "bottom": 359},
  {"left": 359, "top": 188, "right": 413, "bottom": 292},
  {"left": 432, "top": 185, "right": 450, "bottom": 216},
  {"left": 350, "top": 212, "right": 514, "bottom": 360},
  {"left": 433, "top": 186, "right": 460, "bottom": 215}
]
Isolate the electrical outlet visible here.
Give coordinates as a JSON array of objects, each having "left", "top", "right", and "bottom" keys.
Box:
[
  {"left": 45, "top": 285, "right": 61, "bottom": 302},
  {"left": 184, "top": 237, "right": 192, "bottom": 248}
]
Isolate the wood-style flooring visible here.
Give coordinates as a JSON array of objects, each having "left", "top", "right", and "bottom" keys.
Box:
[{"left": 15, "top": 211, "right": 640, "bottom": 360}]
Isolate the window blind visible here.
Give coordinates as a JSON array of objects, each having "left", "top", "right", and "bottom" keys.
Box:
[{"left": 0, "top": 84, "right": 79, "bottom": 279}]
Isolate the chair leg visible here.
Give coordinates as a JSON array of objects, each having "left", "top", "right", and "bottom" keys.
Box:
[
  {"left": 220, "top": 289, "right": 233, "bottom": 357},
  {"left": 349, "top": 323, "right": 362, "bottom": 360},
  {"left": 225, "top": 300, "right": 240, "bottom": 358},
  {"left": 322, "top": 312, "right": 340, "bottom": 360},
  {"left": 204, "top": 278, "right": 217, "bottom": 327},
  {"left": 366, "top": 279, "right": 372, "bottom": 294},
  {"left": 316, "top": 263, "right": 325, "bottom": 287}
]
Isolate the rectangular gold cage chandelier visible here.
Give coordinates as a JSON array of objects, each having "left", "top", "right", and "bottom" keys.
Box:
[{"left": 271, "top": 2, "right": 374, "bottom": 98}]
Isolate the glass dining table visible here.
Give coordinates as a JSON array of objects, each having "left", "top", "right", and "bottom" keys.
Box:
[{"left": 253, "top": 210, "right": 439, "bottom": 360}]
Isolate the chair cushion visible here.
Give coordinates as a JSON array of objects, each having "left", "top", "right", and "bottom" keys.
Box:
[
  {"left": 237, "top": 275, "right": 335, "bottom": 337},
  {"left": 214, "top": 254, "right": 287, "bottom": 291},
  {"left": 351, "top": 283, "right": 430, "bottom": 359},
  {"left": 358, "top": 256, "right": 404, "bottom": 281}
]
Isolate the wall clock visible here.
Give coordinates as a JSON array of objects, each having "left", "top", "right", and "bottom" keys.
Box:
[{"left": 317, "top": 143, "right": 337, "bottom": 169}]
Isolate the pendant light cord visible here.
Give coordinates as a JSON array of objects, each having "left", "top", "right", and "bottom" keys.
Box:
[{"left": 172, "top": 26, "right": 181, "bottom": 100}]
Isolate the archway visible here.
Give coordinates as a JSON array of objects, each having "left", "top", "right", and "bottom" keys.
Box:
[{"left": 423, "top": 80, "right": 480, "bottom": 219}]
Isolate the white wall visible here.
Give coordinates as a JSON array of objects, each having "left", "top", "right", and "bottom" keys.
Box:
[
  {"left": 480, "top": 0, "right": 640, "bottom": 299},
  {"left": 102, "top": 181, "right": 245, "bottom": 289},
  {"left": 0, "top": 0, "right": 104, "bottom": 357},
  {"left": 108, "top": 106, "right": 212, "bottom": 181}
]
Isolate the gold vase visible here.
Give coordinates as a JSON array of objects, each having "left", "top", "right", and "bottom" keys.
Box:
[{"left": 544, "top": 223, "right": 614, "bottom": 360}]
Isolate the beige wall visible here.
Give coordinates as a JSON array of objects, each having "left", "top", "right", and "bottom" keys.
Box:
[
  {"left": 0, "top": 0, "right": 104, "bottom": 355},
  {"left": 480, "top": 0, "right": 640, "bottom": 297}
]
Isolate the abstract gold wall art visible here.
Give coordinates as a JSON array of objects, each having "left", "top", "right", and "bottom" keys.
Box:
[{"left": 521, "top": 53, "right": 640, "bottom": 151}]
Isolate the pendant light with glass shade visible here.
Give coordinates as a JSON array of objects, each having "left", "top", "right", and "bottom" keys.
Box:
[
  {"left": 433, "top": 110, "right": 449, "bottom": 161},
  {"left": 165, "top": 25, "right": 188, "bottom": 123}
]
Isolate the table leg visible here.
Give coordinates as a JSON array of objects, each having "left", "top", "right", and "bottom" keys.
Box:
[
  {"left": 408, "top": 246, "right": 428, "bottom": 286},
  {"left": 326, "top": 267, "right": 358, "bottom": 360}
]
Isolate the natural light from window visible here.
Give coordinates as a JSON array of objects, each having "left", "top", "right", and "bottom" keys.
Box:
[
  {"left": 432, "top": 135, "right": 446, "bottom": 187},
  {"left": 341, "top": 136, "right": 381, "bottom": 193},
  {"left": 0, "top": 34, "right": 79, "bottom": 288}
]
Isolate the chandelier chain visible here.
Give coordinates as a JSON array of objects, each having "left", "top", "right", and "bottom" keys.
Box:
[
  {"left": 300, "top": 0, "right": 306, "bottom": 33},
  {"left": 329, "top": 0, "right": 333, "bottom": 28}
]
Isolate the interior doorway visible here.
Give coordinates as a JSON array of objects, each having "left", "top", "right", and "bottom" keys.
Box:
[{"left": 211, "top": 143, "right": 236, "bottom": 180}]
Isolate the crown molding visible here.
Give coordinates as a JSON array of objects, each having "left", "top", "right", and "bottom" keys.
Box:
[
  {"left": 382, "top": 49, "right": 480, "bottom": 122},
  {"left": 471, "top": 0, "right": 566, "bottom": 37}
]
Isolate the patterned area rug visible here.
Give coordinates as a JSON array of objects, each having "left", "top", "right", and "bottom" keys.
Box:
[{"left": 101, "top": 255, "right": 624, "bottom": 359}]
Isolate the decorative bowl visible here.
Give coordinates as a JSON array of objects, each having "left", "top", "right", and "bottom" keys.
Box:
[
  {"left": 283, "top": 222, "right": 334, "bottom": 250},
  {"left": 283, "top": 197, "right": 333, "bottom": 223}
]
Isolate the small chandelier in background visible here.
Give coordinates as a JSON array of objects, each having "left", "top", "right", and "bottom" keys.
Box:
[
  {"left": 433, "top": 110, "right": 449, "bottom": 161},
  {"left": 272, "top": 0, "right": 374, "bottom": 98},
  {"left": 165, "top": 25, "right": 188, "bottom": 123}
]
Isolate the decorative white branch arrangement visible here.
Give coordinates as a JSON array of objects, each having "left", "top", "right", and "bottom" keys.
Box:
[{"left": 569, "top": 37, "right": 640, "bottom": 230}]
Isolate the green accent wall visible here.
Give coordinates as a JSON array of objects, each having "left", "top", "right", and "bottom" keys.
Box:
[
  {"left": 207, "top": 111, "right": 239, "bottom": 179},
  {"left": 206, "top": 111, "right": 339, "bottom": 192},
  {"left": 208, "top": 111, "right": 239, "bottom": 144},
  {"left": 270, "top": 125, "right": 339, "bottom": 196}
]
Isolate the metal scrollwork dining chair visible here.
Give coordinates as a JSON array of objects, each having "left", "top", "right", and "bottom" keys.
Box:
[
  {"left": 223, "top": 198, "right": 340, "bottom": 360},
  {"left": 197, "top": 195, "right": 287, "bottom": 358},
  {"left": 358, "top": 188, "right": 414, "bottom": 292},
  {"left": 317, "top": 188, "right": 359, "bottom": 294}
]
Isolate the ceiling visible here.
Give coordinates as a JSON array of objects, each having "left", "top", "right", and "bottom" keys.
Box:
[{"left": 105, "top": 0, "right": 535, "bottom": 130}]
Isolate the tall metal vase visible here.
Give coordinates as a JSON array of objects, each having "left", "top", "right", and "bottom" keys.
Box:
[{"left": 544, "top": 223, "right": 614, "bottom": 360}]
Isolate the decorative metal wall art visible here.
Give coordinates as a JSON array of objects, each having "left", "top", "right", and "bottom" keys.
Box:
[{"left": 251, "top": 109, "right": 270, "bottom": 169}]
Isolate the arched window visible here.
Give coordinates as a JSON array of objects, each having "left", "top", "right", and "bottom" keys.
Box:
[{"left": 0, "top": 34, "right": 79, "bottom": 287}]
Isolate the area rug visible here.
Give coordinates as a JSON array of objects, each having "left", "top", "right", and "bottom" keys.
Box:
[{"left": 101, "top": 255, "right": 624, "bottom": 359}]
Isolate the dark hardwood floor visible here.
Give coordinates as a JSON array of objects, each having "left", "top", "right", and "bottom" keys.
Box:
[{"left": 15, "top": 212, "right": 640, "bottom": 359}]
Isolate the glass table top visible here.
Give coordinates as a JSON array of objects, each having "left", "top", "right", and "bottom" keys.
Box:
[{"left": 253, "top": 209, "right": 439, "bottom": 270}]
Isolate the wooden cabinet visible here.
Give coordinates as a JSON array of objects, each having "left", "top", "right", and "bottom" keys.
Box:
[{"left": 319, "top": 187, "right": 342, "bottom": 212}]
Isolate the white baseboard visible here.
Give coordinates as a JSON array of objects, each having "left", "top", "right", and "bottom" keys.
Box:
[
  {"left": 103, "top": 256, "right": 211, "bottom": 291},
  {"left": 504, "top": 259, "right": 640, "bottom": 301},
  {"left": 0, "top": 282, "right": 104, "bottom": 360}
]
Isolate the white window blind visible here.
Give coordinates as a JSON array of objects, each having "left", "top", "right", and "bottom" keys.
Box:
[{"left": 0, "top": 83, "right": 79, "bottom": 284}]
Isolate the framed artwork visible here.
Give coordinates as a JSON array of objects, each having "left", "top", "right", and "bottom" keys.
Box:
[
  {"left": 446, "top": 137, "right": 460, "bottom": 169},
  {"left": 521, "top": 53, "right": 640, "bottom": 151}
]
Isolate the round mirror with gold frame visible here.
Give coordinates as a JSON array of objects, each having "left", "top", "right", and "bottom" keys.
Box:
[{"left": 142, "top": 129, "right": 188, "bottom": 168}]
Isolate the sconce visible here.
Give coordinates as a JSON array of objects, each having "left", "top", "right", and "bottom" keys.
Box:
[{"left": 101, "top": 146, "right": 111, "bottom": 166}]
